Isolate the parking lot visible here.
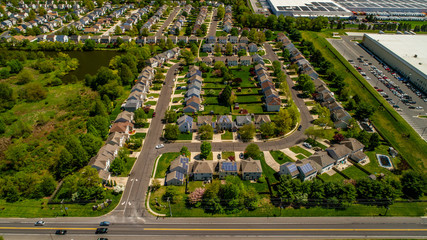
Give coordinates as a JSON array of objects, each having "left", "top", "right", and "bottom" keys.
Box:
[{"left": 328, "top": 36, "right": 427, "bottom": 140}]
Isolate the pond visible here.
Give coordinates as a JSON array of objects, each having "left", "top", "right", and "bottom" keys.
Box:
[{"left": 45, "top": 50, "right": 123, "bottom": 82}]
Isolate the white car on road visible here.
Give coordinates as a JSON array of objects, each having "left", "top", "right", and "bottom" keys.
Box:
[{"left": 155, "top": 144, "right": 164, "bottom": 149}]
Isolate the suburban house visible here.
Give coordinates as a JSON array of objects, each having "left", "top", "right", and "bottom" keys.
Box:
[
  {"left": 177, "top": 115, "right": 193, "bottom": 133},
  {"left": 279, "top": 162, "right": 300, "bottom": 178},
  {"left": 235, "top": 115, "right": 252, "bottom": 127},
  {"left": 331, "top": 108, "right": 352, "bottom": 128},
  {"left": 305, "top": 151, "right": 335, "bottom": 174},
  {"left": 197, "top": 116, "right": 214, "bottom": 128},
  {"left": 342, "top": 138, "right": 368, "bottom": 164},
  {"left": 216, "top": 115, "right": 234, "bottom": 131},
  {"left": 326, "top": 144, "right": 353, "bottom": 165},
  {"left": 106, "top": 132, "right": 126, "bottom": 148},
  {"left": 266, "top": 96, "right": 281, "bottom": 112},
  {"left": 110, "top": 121, "right": 134, "bottom": 135},
  {"left": 254, "top": 115, "right": 271, "bottom": 128},
  {"left": 115, "top": 111, "right": 134, "bottom": 123},
  {"left": 218, "top": 160, "right": 239, "bottom": 179},
  {"left": 296, "top": 162, "right": 317, "bottom": 181},
  {"left": 184, "top": 96, "right": 201, "bottom": 113},
  {"left": 241, "top": 158, "right": 262, "bottom": 180},
  {"left": 252, "top": 54, "right": 264, "bottom": 65},
  {"left": 240, "top": 56, "right": 252, "bottom": 66},
  {"left": 124, "top": 99, "right": 142, "bottom": 112},
  {"left": 239, "top": 36, "right": 249, "bottom": 43},
  {"left": 227, "top": 56, "right": 239, "bottom": 66},
  {"left": 248, "top": 43, "right": 258, "bottom": 52},
  {"left": 165, "top": 155, "right": 189, "bottom": 186},
  {"left": 229, "top": 35, "right": 238, "bottom": 44},
  {"left": 202, "top": 44, "right": 213, "bottom": 52},
  {"left": 191, "top": 159, "right": 214, "bottom": 181}
]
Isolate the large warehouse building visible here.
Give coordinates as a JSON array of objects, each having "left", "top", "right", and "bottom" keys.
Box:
[
  {"left": 362, "top": 34, "right": 427, "bottom": 94},
  {"left": 267, "top": 0, "right": 427, "bottom": 17}
]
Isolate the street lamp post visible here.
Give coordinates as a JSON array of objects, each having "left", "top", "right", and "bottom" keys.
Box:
[{"left": 167, "top": 197, "right": 172, "bottom": 217}]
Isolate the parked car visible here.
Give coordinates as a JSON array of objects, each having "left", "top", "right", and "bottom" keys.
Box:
[
  {"left": 152, "top": 112, "right": 156, "bottom": 117},
  {"left": 298, "top": 125, "right": 302, "bottom": 131},
  {"left": 303, "top": 142, "right": 312, "bottom": 149},
  {"left": 55, "top": 230, "right": 67, "bottom": 235},
  {"left": 100, "top": 221, "right": 110, "bottom": 226},
  {"left": 95, "top": 228, "right": 108, "bottom": 234},
  {"left": 155, "top": 144, "right": 164, "bottom": 149},
  {"left": 35, "top": 220, "right": 45, "bottom": 226},
  {"left": 239, "top": 153, "right": 244, "bottom": 159}
]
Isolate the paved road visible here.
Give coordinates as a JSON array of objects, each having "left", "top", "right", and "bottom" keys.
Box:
[
  {"left": 1, "top": 218, "right": 426, "bottom": 239},
  {"left": 115, "top": 63, "right": 180, "bottom": 219},
  {"left": 207, "top": 9, "right": 218, "bottom": 37},
  {"left": 329, "top": 36, "right": 427, "bottom": 140},
  {"left": 155, "top": 7, "right": 181, "bottom": 38}
]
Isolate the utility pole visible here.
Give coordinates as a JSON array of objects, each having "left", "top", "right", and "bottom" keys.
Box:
[{"left": 167, "top": 197, "right": 172, "bottom": 217}]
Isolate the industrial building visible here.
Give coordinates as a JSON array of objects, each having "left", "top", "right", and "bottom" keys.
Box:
[
  {"left": 266, "top": 0, "right": 427, "bottom": 17},
  {"left": 362, "top": 34, "right": 427, "bottom": 94},
  {"left": 267, "top": 0, "right": 352, "bottom": 17}
]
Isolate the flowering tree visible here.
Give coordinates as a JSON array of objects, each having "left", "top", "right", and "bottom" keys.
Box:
[{"left": 188, "top": 188, "right": 206, "bottom": 207}]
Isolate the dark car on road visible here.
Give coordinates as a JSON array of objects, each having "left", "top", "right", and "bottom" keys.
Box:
[
  {"left": 96, "top": 228, "right": 108, "bottom": 234},
  {"left": 97, "top": 238, "right": 108, "bottom": 240},
  {"left": 298, "top": 125, "right": 302, "bottom": 131},
  {"left": 100, "top": 221, "right": 110, "bottom": 226},
  {"left": 55, "top": 230, "right": 67, "bottom": 235}
]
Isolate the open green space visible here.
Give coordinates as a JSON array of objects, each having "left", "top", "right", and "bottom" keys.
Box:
[
  {"left": 270, "top": 151, "right": 294, "bottom": 165},
  {"left": 289, "top": 146, "right": 312, "bottom": 157},
  {"left": 0, "top": 191, "right": 121, "bottom": 218},
  {"left": 155, "top": 152, "right": 181, "bottom": 178},
  {"left": 302, "top": 31, "right": 427, "bottom": 171},
  {"left": 236, "top": 95, "right": 263, "bottom": 103},
  {"left": 221, "top": 131, "right": 233, "bottom": 140}
]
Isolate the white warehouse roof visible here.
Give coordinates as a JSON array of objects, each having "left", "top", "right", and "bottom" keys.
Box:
[{"left": 364, "top": 34, "right": 427, "bottom": 76}]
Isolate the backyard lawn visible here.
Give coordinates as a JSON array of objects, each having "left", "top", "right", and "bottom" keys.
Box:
[
  {"left": 203, "top": 105, "right": 230, "bottom": 115},
  {"left": 155, "top": 152, "right": 181, "bottom": 178},
  {"left": 295, "top": 154, "right": 306, "bottom": 160},
  {"left": 234, "top": 104, "right": 264, "bottom": 114},
  {"left": 341, "top": 165, "right": 369, "bottom": 180},
  {"left": 270, "top": 150, "right": 294, "bottom": 165}
]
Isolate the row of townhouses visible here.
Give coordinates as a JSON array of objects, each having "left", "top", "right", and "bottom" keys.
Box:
[
  {"left": 183, "top": 66, "right": 203, "bottom": 113},
  {"left": 165, "top": 155, "right": 263, "bottom": 185},
  {"left": 201, "top": 54, "right": 264, "bottom": 67},
  {"left": 255, "top": 64, "right": 282, "bottom": 112},
  {"left": 193, "top": 6, "right": 208, "bottom": 34},
  {"left": 140, "top": 4, "right": 167, "bottom": 33},
  {"left": 169, "top": 4, "right": 192, "bottom": 34},
  {"left": 277, "top": 32, "right": 319, "bottom": 81},
  {"left": 123, "top": 66, "right": 156, "bottom": 112},
  {"left": 315, "top": 84, "right": 353, "bottom": 129},
  {"left": 121, "top": 7, "right": 151, "bottom": 32},
  {"left": 145, "top": 47, "right": 180, "bottom": 68},
  {"left": 223, "top": 5, "right": 232, "bottom": 33},
  {"left": 280, "top": 138, "right": 368, "bottom": 181},
  {"left": 179, "top": 114, "right": 272, "bottom": 133},
  {"left": 206, "top": 35, "right": 250, "bottom": 44},
  {"left": 202, "top": 42, "right": 260, "bottom": 53}
]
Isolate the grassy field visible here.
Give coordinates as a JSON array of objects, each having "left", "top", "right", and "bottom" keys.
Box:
[
  {"left": 221, "top": 131, "right": 233, "bottom": 140},
  {"left": 270, "top": 150, "right": 294, "bottom": 165},
  {"left": 155, "top": 152, "right": 181, "bottom": 178},
  {"left": 302, "top": 31, "right": 427, "bottom": 172},
  {"left": 0, "top": 191, "right": 121, "bottom": 218}
]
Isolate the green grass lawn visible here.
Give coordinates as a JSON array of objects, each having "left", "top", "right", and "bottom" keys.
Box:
[
  {"left": 148, "top": 93, "right": 160, "bottom": 98},
  {"left": 222, "top": 151, "right": 235, "bottom": 160},
  {"left": 204, "top": 97, "right": 220, "bottom": 104},
  {"left": 0, "top": 191, "right": 121, "bottom": 218},
  {"left": 221, "top": 131, "right": 233, "bottom": 140},
  {"left": 302, "top": 31, "right": 427, "bottom": 172},
  {"left": 236, "top": 95, "right": 263, "bottom": 103},
  {"left": 242, "top": 180, "right": 269, "bottom": 193},
  {"left": 155, "top": 152, "right": 181, "bottom": 178},
  {"left": 258, "top": 152, "right": 279, "bottom": 183},
  {"left": 295, "top": 154, "right": 306, "bottom": 160},
  {"left": 119, "top": 157, "right": 136, "bottom": 177},
  {"left": 341, "top": 165, "right": 369, "bottom": 180},
  {"left": 145, "top": 101, "right": 157, "bottom": 106},
  {"left": 270, "top": 150, "right": 293, "bottom": 165},
  {"left": 203, "top": 105, "right": 230, "bottom": 115},
  {"left": 178, "top": 132, "right": 193, "bottom": 140},
  {"left": 131, "top": 133, "right": 146, "bottom": 140},
  {"left": 172, "top": 97, "right": 184, "bottom": 103},
  {"left": 317, "top": 172, "right": 346, "bottom": 182},
  {"left": 290, "top": 146, "right": 312, "bottom": 157},
  {"left": 315, "top": 141, "right": 328, "bottom": 150},
  {"left": 234, "top": 104, "right": 264, "bottom": 114}
]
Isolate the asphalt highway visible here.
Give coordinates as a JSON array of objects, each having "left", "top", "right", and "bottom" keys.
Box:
[{"left": 1, "top": 221, "right": 426, "bottom": 239}]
